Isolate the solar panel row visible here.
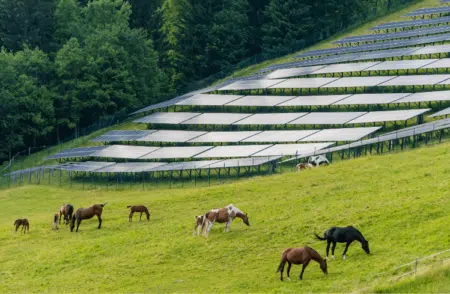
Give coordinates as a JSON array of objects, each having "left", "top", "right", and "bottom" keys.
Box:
[
  {"left": 404, "top": 6, "right": 450, "bottom": 17},
  {"left": 372, "top": 15, "right": 450, "bottom": 30},
  {"left": 430, "top": 105, "right": 450, "bottom": 116},
  {"left": 335, "top": 25, "right": 450, "bottom": 44},
  {"left": 135, "top": 109, "right": 429, "bottom": 126}
]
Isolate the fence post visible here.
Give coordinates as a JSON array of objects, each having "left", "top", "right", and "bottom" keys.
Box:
[{"left": 414, "top": 259, "right": 418, "bottom": 275}]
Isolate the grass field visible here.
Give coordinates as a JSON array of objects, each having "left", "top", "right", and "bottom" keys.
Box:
[{"left": 0, "top": 141, "right": 449, "bottom": 293}]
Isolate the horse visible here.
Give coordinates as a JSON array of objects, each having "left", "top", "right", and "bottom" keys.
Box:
[
  {"left": 127, "top": 205, "right": 150, "bottom": 222},
  {"left": 14, "top": 219, "right": 29, "bottom": 234},
  {"left": 70, "top": 203, "right": 107, "bottom": 232},
  {"left": 193, "top": 214, "right": 206, "bottom": 236},
  {"left": 315, "top": 226, "right": 370, "bottom": 259},
  {"left": 296, "top": 162, "right": 313, "bottom": 171},
  {"left": 59, "top": 204, "right": 74, "bottom": 225},
  {"left": 53, "top": 213, "right": 59, "bottom": 230},
  {"left": 201, "top": 204, "right": 250, "bottom": 237},
  {"left": 276, "top": 246, "right": 327, "bottom": 281}
]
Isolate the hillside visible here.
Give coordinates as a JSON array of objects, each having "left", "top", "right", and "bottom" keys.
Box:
[{"left": 1, "top": 141, "right": 448, "bottom": 293}]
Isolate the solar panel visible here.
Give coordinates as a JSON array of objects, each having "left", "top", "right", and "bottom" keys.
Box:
[
  {"left": 421, "top": 58, "right": 450, "bottom": 69},
  {"left": 218, "top": 79, "right": 286, "bottom": 91},
  {"left": 226, "top": 95, "right": 296, "bottom": 107},
  {"left": 91, "top": 145, "right": 160, "bottom": 159},
  {"left": 367, "top": 59, "right": 439, "bottom": 71},
  {"left": 233, "top": 113, "right": 308, "bottom": 125},
  {"left": 323, "top": 76, "right": 396, "bottom": 88},
  {"left": 91, "top": 130, "right": 154, "bottom": 142},
  {"left": 278, "top": 95, "right": 352, "bottom": 106},
  {"left": 57, "top": 161, "right": 116, "bottom": 172},
  {"left": 140, "top": 146, "right": 214, "bottom": 159},
  {"left": 372, "top": 16, "right": 450, "bottom": 30},
  {"left": 379, "top": 74, "right": 450, "bottom": 86},
  {"left": 348, "top": 109, "right": 430, "bottom": 123},
  {"left": 269, "top": 78, "right": 338, "bottom": 89},
  {"left": 404, "top": 6, "right": 450, "bottom": 17},
  {"left": 313, "top": 62, "right": 380, "bottom": 74},
  {"left": 334, "top": 93, "right": 411, "bottom": 105},
  {"left": 337, "top": 25, "right": 450, "bottom": 44},
  {"left": 93, "top": 162, "right": 168, "bottom": 173},
  {"left": 395, "top": 90, "right": 450, "bottom": 103},
  {"left": 175, "top": 94, "right": 244, "bottom": 106},
  {"left": 189, "top": 131, "right": 261, "bottom": 143},
  {"left": 242, "top": 130, "right": 319, "bottom": 143},
  {"left": 136, "top": 130, "right": 207, "bottom": 143},
  {"left": 180, "top": 113, "right": 253, "bottom": 125},
  {"left": 299, "top": 127, "right": 381, "bottom": 142},
  {"left": 413, "top": 44, "right": 450, "bottom": 55},
  {"left": 351, "top": 48, "right": 419, "bottom": 61},
  {"left": 193, "top": 145, "right": 272, "bottom": 158},
  {"left": 123, "top": 162, "right": 169, "bottom": 172},
  {"left": 430, "top": 106, "right": 450, "bottom": 116},
  {"left": 265, "top": 65, "right": 326, "bottom": 79},
  {"left": 46, "top": 146, "right": 107, "bottom": 160},
  {"left": 252, "top": 143, "right": 333, "bottom": 157},
  {"left": 134, "top": 112, "right": 201, "bottom": 124},
  {"left": 206, "top": 157, "right": 281, "bottom": 168},
  {"left": 149, "top": 160, "right": 223, "bottom": 172},
  {"left": 290, "top": 112, "right": 367, "bottom": 125}
]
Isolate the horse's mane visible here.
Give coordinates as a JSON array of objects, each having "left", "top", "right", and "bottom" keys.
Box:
[{"left": 306, "top": 246, "right": 323, "bottom": 260}]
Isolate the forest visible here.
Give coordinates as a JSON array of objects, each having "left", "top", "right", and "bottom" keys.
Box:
[{"left": 0, "top": 0, "right": 414, "bottom": 161}]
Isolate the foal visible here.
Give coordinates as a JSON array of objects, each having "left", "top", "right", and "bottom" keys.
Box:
[
  {"left": 193, "top": 214, "right": 206, "bottom": 236},
  {"left": 14, "top": 219, "right": 30, "bottom": 234},
  {"left": 315, "top": 226, "right": 370, "bottom": 259},
  {"left": 59, "top": 204, "right": 74, "bottom": 225},
  {"left": 70, "top": 203, "right": 107, "bottom": 232},
  {"left": 277, "top": 246, "right": 327, "bottom": 281},
  {"left": 127, "top": 205, "right": 150, "bottom": 222},
  {"left": 296, "top": 163, "right": 313, "bottom": 171}
]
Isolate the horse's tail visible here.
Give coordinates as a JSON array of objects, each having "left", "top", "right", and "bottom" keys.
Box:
[
  {"left": 314, "top": 233, "right": 327, "bottom": 241},
  {"left": 101, "top": 202, "right": 108, "bottom": 207},
  {"left": 276, "top": 250, "right": 288, "bottom": 273}
]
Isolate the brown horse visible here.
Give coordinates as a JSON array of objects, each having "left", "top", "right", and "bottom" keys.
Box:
[
  {"left": 201, "top": 204, "right": 250, "bottom": 237},
  {"left": 276, "top": 246, "right": 328, "bottom": 281},
  {"left": 59, "top": 204, "right": 74, "bottom": 225},
  {"left": 296, "top": 163, "right": 313, "bottom": 171},
  {"left": 70, "top": 203, "right": 107, "bottom": 232},
  {"left": 53, "top": 213, "right": 59, "bottom": 230},
  {"left": 14, "top": 219, "right": 30, "bottom": 234},
  {"left": 127, "top": 205, "right": 150, "bottom": 222}
]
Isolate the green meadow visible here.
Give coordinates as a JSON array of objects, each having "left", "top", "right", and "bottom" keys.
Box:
[{"left": 0, "top": 141, "right": 448, "bottom": 293}]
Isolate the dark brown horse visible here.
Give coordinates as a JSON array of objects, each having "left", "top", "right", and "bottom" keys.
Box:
[
  {"left": 59, "top": 204, "right": 74, "bottom": 225},
  {"left": 201, "top": 204, "right": 250, "bottom": 237},
  {"left": 14, "top": 219, "right": 30, "bottom": 234},
  {"left": 276, "top": 246, "right": 328, "bottom": 281},
  {"left": 127, "top": 205, "right": 150, "bottom": 222},
  {"left": 70, "top": 203, "right": 107, "bottom": 232}
]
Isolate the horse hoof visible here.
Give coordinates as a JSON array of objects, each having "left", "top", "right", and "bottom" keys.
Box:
[
  {"left": 342, "top": 255, "right": 346, "bottom": 260},
  {"left": 332, "top": 255, "right": 335, "bottom": 259},
  {"left": 287, "top": 277, "right": 291, "bottom": 281}
]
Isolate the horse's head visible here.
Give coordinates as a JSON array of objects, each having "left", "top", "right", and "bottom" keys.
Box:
[
  {"left": 320, "top": 259, "right": 328, "bottom": 275},
  {"left": 362, "top": 240, "right": 370, "bottom": 254},
  {"left": 69, "top": 215, "right": 76, "bottom": 232},
  {"left": 243, "top": 213, "right": 250, "bottom": 226}
]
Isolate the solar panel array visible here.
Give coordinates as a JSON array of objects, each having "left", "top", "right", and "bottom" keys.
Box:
[
  {"left": 46, "top": 146, "right": 107, "bottom": 160},
  {"left": 294, "top": 33, "right": 450, "bottom": 58},
  {"left": 404, "top": 6, "right": 450, "bottom": 17},
  {"left": 335, "top": 25, "right": 450, "bottom": 44},
  {"left": 371, "top": 16, "right": 450, "bottom": 30},
  {"left": 430, "top": 105, "right": 450, "bottom": 116}
]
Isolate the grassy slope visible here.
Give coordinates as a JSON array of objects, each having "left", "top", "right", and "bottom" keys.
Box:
[{"left": 0, "top": 142, "right": 448, "bottom": 293}]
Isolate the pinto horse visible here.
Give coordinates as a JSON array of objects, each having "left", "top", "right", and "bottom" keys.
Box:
[
  {"left": 276, "top": 246, "right": 327, "bottom": 281},
  {"left": 127, "top": 205, "right": 150, "bottom": 222},
  {"left": 70, "top": 203, "right": 107, "bottom": 232},
  {"left": 201, "top": 204, "right": 250, "bottom": 237},
  {"left": 14, "top": 219, "right": 29, "bottom": 233},
  {"left": 296, "top": 163, "right": 313, "bottom": 171},
  {"left": 59, "top": 204, "right": 74, "bottom": 225},
  {"left": 315, "top": 226, "right": 370, "bottom": 259},
  {"left": 193, "top": 214, "right": 206, "bottom": 236}
]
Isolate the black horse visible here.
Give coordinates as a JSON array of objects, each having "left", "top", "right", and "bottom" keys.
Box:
[{"left": 315, "top": 226, "right": 370, "bottom": 259}]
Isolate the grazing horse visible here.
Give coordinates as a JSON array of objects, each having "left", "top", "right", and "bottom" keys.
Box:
[
  {"left": 59, "top": 204, "right": 74, "bottom": 225},
  {"left": 276, "top": 246, "right": 327, "bottom": 281},
  {"left": 53, "top": 213, "right": 59, "bottom": 230},
  {"left": 127, "top": 205, "right": 150, "bottom": 222},
  {"left": 296, "top": 163, "right": 313, "bottom": 171},
  {"left": 193, "top": 214, "right": 206, "bottom": 236},
  {"left": 70, "top": 203, "right": 107, "bottom": 232},
  {"left": 14, "top": 219, "right": 30, "bottom": 234},
  {"left": 201, "top": 204, "right": 250, "bottom": 237},
  {"left": 315, "top": 226, "right": 370, "bottom": 259}
]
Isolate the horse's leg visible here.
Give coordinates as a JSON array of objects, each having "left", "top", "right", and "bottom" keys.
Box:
[
  {"left": 129, "top": 211, "right": 133, "bottom": 223},
  {"left": 326, "top": 240, "right": 331, "bottom": 259},
  {"left": 139, "top": 212, "right": 143, "bottom": 222},
  {"left": 342, "top": 241, "right": 353, "bottom": 259},
  {"left": 59, "top": 213, "right": 62, "bottom": 225},
  {"left": 331, "top": 242, "right": 337, "bottom": 259},
  {"left": 97, "top": 215, "right": 102, "bottom": 229},
  {"left": 299, "top": 261, "right": 310, "bottom": 280},
  {"left": 15, "top": 225, "right": 19, "bottom": 233},
  {"left": 76, "top": 219, "right": 81, "bottom": 232},
  {"left": 286, "top": 262, "right": 292, "bottom": 281}
]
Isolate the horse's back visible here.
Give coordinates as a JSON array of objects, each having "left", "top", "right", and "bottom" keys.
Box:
[{"left": 285, "top": 247, "right": 308, "bottom": 264}]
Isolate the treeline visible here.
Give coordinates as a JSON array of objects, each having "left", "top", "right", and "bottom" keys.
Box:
[{"left": 0, "top": 0, "right": 413, "bottom": 161}]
